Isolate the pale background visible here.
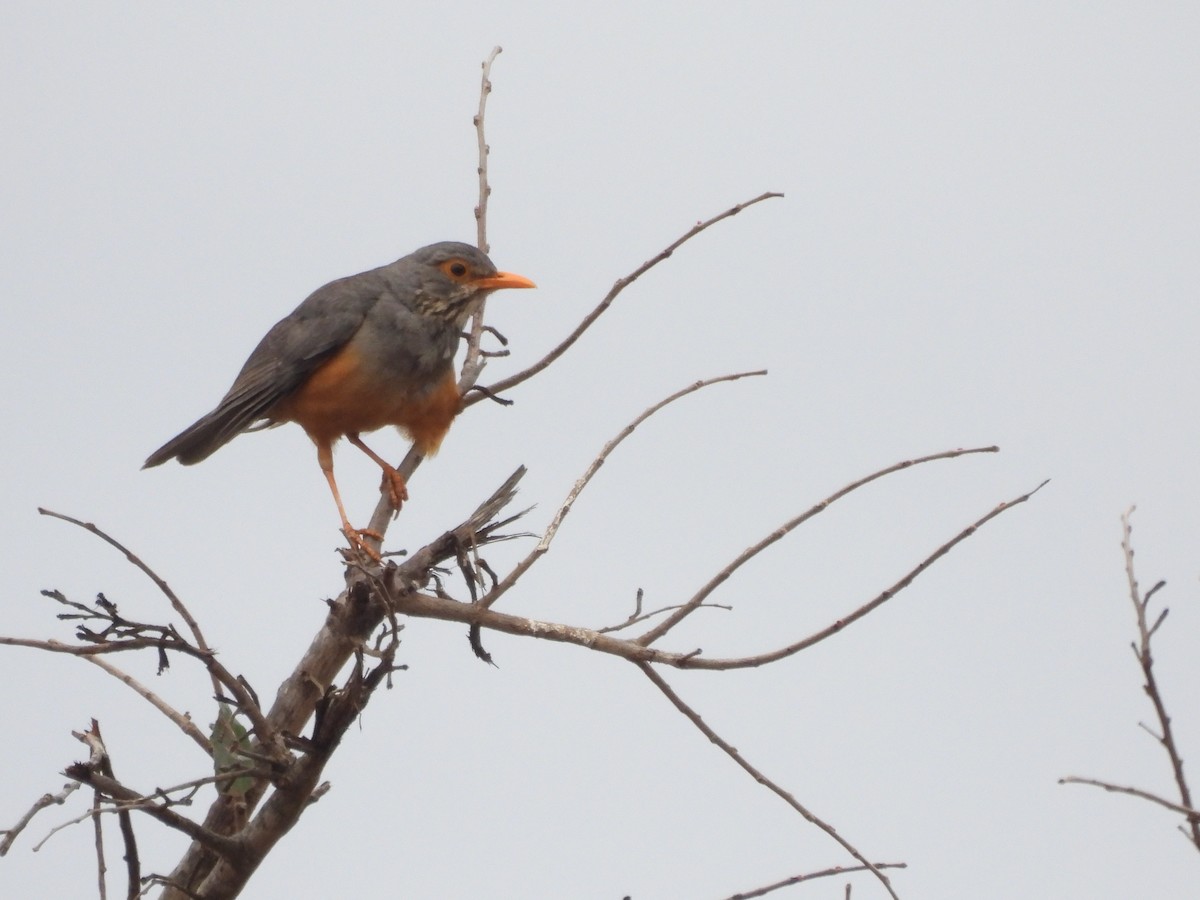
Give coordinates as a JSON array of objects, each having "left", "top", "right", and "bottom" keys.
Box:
[{"left": 2, "top": 3, "right": 1198, "bottom": 898}]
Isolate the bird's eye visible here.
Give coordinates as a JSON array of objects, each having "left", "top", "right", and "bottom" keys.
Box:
[{"left": 449, "top": 262, "right": 468, "bottom": 277}]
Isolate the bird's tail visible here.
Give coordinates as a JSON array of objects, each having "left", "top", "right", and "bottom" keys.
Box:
[{"left": 143, "top": 401, "right": 271, "bottom": 468}]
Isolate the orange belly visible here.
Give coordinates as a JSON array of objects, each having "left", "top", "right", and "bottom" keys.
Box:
[{"left": 275, "top": 345, "right": 461, "bottom": 456}]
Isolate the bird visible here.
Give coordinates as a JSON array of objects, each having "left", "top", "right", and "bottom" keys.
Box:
[{"left": 144, "top": 241, "right": 536, "bottom": 559}]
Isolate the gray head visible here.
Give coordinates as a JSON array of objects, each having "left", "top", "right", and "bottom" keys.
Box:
[{"left": 390, "top": 241, "right": 536, "bottom": 325}]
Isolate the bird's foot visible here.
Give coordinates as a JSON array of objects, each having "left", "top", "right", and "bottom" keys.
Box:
[
  {"left": 379, "top": 466, "right": 409, "bottom": 512},
  {"left": 342, "top": 525, "right": 384, "bottom": 563}
]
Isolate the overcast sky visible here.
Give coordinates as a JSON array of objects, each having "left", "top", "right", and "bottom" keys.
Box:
[{"left": 3, "top": 3, "right": 1199, "bottom": 898}]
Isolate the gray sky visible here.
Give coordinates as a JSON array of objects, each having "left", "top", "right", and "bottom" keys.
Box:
[{"left": 3, "top": 3, "right": 1199, "bottom": 898}]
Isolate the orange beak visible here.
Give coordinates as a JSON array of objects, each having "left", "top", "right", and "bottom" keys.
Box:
[{"left": 472, "top": 271, "right": 537, "bottom": 291}]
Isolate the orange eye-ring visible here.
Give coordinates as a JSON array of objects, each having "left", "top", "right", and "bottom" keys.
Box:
[{"left": 440, "top": 259, "right": 470, "bottom": 280}]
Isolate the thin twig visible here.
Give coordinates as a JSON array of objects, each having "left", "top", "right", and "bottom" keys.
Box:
[
  {"left": 61, "top": 769, "right": 242, "bottom": 860},
  {"left": 0, "top": 781, "right": 81, "bottom": 855},
  {"left": 474, "top": 45, "right": 501, "bottom": 255},
  {"left": 1059, "top": 776, "right": 1200, "bottom": 819},
  {"left": 597, "top": 601, "right": 732, "bottom": 635},
  {"left": 1120, "top": 507, "right": 1199, "bottom": 845},
  {"left": 720, "top": 862, "right": 908, "bottom": 900},
  {"left": 364, "top": 47, "right": 505, "bottom": 544},
  {"left": 92, "top": 779, "right": 106, "bottom": 900},
  {"left": 37, "top": 509, "right": 212, "bottom": 661},
  {"left": 639, "top": 663, "right": 901, "bottom": 900},
  {"left": 686, "top": 480, "right": 1049, "bottom": 667},
  {"left": 384, "top": 471, "right": 1040, "bottom": 670},
  {"left": 1065, "top": 510, "right": 1200, "bottom": 848},
  {"left": 467, "top": 192, "right": 783, "bottom": 407},
  {"left": 2, "top": 627, "right": 271, "bottom": 759},
  {"left": 638, "top": 447, "right": 1007, "bottom": 646},
  {"left": 80, "top": 655, "right": 213, "bottom": 755},
  {"left": 87, "top": 722, "right": 140, "bottom": 900},
  {"left": 478, "top": 371, "right": 766, "bottom": 611}
]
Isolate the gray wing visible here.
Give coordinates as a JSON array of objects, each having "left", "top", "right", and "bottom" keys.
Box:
[{"left": 143, "top": 270, "right": 387, "bottom": 467}]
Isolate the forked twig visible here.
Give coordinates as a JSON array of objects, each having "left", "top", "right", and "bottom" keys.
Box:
[
  {"left": 1062, "top": 508, "right": 1200, "bottom": 849},
  {"left": 668, "top": 479, "right": 1049, "bottom": 666},
  {"left": 37, "top": 509, "right": 211, "bottom": 660},
  {"left": 639, "top": 447, "right": 1007, "bottom": 645},
  {"left": 383, "top": 472, "right": 1040, "bottom": 671},
  {"left": 0, "top": 782, "right": 81, "bottom": 856}
]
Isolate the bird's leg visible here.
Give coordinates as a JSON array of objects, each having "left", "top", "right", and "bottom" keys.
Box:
[
  {"left": 316, "top": 440, "right": 383, "bottom": 562},
  {"left": 347, "top": 433, "right": 409, "bottom": 511}
]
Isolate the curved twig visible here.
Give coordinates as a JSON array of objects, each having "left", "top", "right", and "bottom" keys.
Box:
[
  {"left": 638, "top": 447, "right": 1005, "bottom": 645},
  {"left": 37, "top": 509, "right": 212, "bottom": 660},
  {"left": 1059, "top": 776, "right": 1200, "bottom": 819},
  {"left": 466, "top": 191, "right": 784, "bottom": 407},
  {"left": 477, "top": 371, "right": 766, "bottom": 611},
  {"left": 720, "top": 862, "right": 908, "bottom": 900},
  {"left": 82, "top": 655, "right": 213, "bottom": 756},
  {"left": 383, "top": 476, "right": 1040, "bottom": 669}
]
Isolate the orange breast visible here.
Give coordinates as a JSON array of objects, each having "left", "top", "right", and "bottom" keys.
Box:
[{"left": 275, "top": 344, "right": 461, "bottom": 456}]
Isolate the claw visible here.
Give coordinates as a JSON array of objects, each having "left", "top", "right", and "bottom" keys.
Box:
[
  {"left": 342, "top": 526, "right": 384, "bottom": 562},
  {"left": 378, "top": 467, "right": 409, "bottom": 511}
]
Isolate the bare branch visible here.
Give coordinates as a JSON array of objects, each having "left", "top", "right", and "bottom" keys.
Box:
[
  {"left": 479, "top": 370, "right": 767, "bottom": 612},
  {"left": 63, "top": 767, "right": 243, "bottom": 861},
  {"left": 1059, "top": 776, "right": 1200, "bottom": 820},
  {"left": 1119, "top": 510, "right": 1198, "bottom": 844},
  {"left": 37, "top": 509, "right": 212, "bottom": 661},
  {"left": 639, "top": 447, "right": 1009, "bottom": 646},
  {"left": 363, "top": 47, "right": 506, "bottom": 543},
  {"left": 2, "top": 618, "right": 273, "bottom": 760},
  {"left": 0, "top": 782, "right": 81, "bottom": 856},
  {"left": 720, "top": 862, "right": 908, "bottom": 900},
  {"left": 691, "top": 479, "right": 1049, "bottom": 667},
  {"left": 639, "top": 663, "right": 901, "bottom": 900},
  {"left": 381, "top": 469, "right": 1040, "bottom": 671},
  {"left": 80, "top": 654, "right": 213, "bottom": 756},
  {"left": 92, "top": 781, "right": 107, "bottom": 900},
  {"left": 467, "top": 191, "right": 784, "bottom": 406},
  {"left": 85, "top": 722, "right": 141, "bottom": 900},
  {"left": 473, "top": 45, "right": 502, "bottom": 255},
  {"left": 597, "top": 601, "right": 732, "bottom": 635}
]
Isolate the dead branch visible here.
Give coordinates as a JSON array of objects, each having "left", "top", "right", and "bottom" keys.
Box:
[
  {"left": 382, "top": 475, "right": 1035, "bottom": 671},
  {"left": 82, "top": 655, "right": 213, "bottom": 756},
  {"left": 63, "top": 766, "right": 243, "bottom": 862},
  {"left": 32, "top": 514, "right": 273, "bottom": 750},
  {"left": 639, "top": 447, "right": 1007, "bottom": 645},
  {"left": 667, "top": 478, "right": 1050, "bottom": 667},
  {"left": 479, "top": 370, "right": 767, "bottom": 612},
  {"left": 363, "top": 46, "right": 505, "bottom": 541},
  {"left": 3, "top": 594, "right": 273, "bottom": 759},
  {"left": 466, "top": 191, "right": 784, "bottom": 407},
  {"left": 1058, "top": 776, "right": 1200, "bottom": 819},
  {"left": 0, "top": 781, "right": 81, "bottom": 856},
  {"left": 720, "top": 862, "right": 908, "bottom": 900},
  {"left": 5, "top": 50, "right": 1041, "bottom": 900},
  {"left": 37, "top": 509, "right": 213, "bottom": 664},
  {"left": 157, "top": 469, "right": 529, "bottom": 898},
  {"left": 1062, "top": 508, "right": 1200, "bottom": 850},
  {"left": 639, "top": 663, "right": 901, "bottom": 900}
]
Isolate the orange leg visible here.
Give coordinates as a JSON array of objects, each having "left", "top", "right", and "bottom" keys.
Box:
[
  {"left": 315, "top": 439, "right": 382, "bottom": 562},
  {"left": 347, "top": 433, "right": 409, "bottom": 511}
]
